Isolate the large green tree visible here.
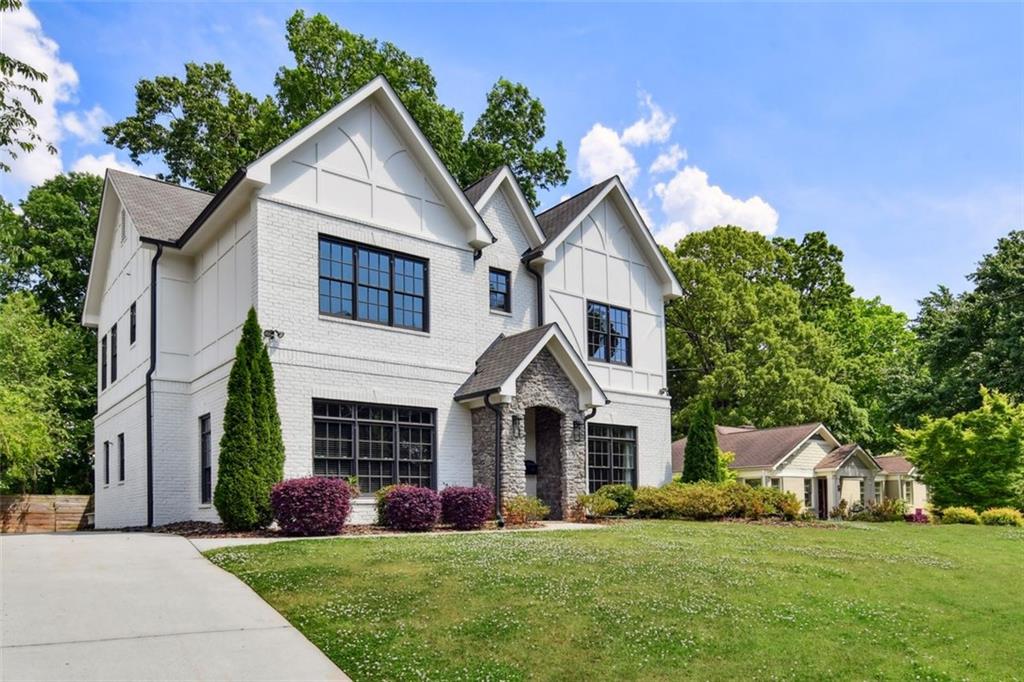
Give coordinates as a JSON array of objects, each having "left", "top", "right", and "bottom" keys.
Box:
[
  {"left": 104, "top": 11, "right": 569, "bottom": 205},
  {"left": 0, "top": 0, "right": 56, "bottom": 172},
  {"left": 0, "top": 172, "right": 101, "bottom": 492},
  {"left": 902, "top": 388, "right": 1024, "bottom": 511}
]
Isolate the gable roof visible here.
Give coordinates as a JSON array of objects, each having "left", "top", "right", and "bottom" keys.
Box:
[
  {"left": 530, "top": 176, "right": 682, "bottom": 299},
  {"left": 814, "top": 443, "right": 880, "bottom": 473},
  {"left": 106, "top": 170, "right": 213, "bottom": 243},
  {"left": 672, "top": 422, "right": 829, "bottom": 472},
  {"left": 455, "top": 323, "right": 607, "bottom": 410},
  {"left": 875, "top": 454, "right": 915, "bottom": 475},
  {"left": 463, "top": 166, "right": 546, "bottom": 249}
]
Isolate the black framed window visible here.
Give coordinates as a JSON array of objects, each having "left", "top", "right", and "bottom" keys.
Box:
[
  {"left": 587, "top": 424, "right": 637, "bottom": 492},
  {"left": 117, "top": 433, "right": 125, "bottom": 482},
  {"left": 100, "top": 334, "right": 107, "bottom": 390},
  {"left": 103, "top": 441, "right": 110, "bottom": 485},
  {"left": 586, "top": 301, "right": 631, "bottom": 365},
  {"left": 489, "top": 268, "right": 511, "bottom": 312},
  {"left": 312, "top": 399, "right": 434, "bottom": 493},
  {"left": 110, "top": 323, "right": 118, "bottom": 382},
  {"left": 199, "top": 414, "right": 212, "bottom": 504},
  {"left": 129, "top": 303, "right": 136, "bottom": 344},
  {"left": 319, "top": 236, "right": 427, "bottom": 331}
]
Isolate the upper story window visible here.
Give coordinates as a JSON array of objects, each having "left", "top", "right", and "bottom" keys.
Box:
[
  {"left": 586, "top": 301, "right": 631, "bottom": 365},
  {"left": 100, "top": 334, "right": 107, "bottom": 390},
  {"left": 489, "top": 268, "right": 511, "bottom": 313},
  {"left": 110, "top": 323, "right": 118, "bottom": 383},
  {"left": 129, "top": 302, "right": 136, "bottom": 345},
  {"left": 318, "top": 236, "right": 427, "bottom": 331}
]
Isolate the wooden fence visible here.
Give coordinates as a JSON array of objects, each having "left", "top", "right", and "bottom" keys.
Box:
[{"left": 0, "top": 495, "right": 93, "bottom": 533}]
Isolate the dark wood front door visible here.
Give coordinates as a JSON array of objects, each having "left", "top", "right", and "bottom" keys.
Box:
[{"left": 816, "top": 478, "right": 828, "bottom": 519}]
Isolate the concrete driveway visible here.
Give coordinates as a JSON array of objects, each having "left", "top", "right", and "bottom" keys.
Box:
[{"left": 0, "top": 532, "right": 348, "bottom": 681}]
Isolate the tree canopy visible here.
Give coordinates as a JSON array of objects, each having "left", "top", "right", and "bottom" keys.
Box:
[
  {"left": 0, "top": 0, "right": 56, "bottom": 172},
  {"left": 104, "top": 10, "right": 569, "bottom": 206}
]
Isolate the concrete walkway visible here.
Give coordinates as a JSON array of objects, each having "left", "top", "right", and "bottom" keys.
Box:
[
  {"left": 0, "top": 532, "right": 348, "bottom": 681},
  {"left": 190, "top": 519, "right": 607, "bottom": 551}
]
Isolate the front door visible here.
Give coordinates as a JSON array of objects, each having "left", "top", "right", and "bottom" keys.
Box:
[{"left": 816, "top": 478, "right": 828, "bottom": 520}]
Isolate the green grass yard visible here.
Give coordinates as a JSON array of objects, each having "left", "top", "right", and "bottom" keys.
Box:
[{"left": 207, "top": 521, "right": 1024, "bottom": 681}]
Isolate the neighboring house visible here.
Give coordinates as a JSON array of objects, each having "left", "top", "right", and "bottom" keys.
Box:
[
  {"left": 671, "top": 424, "right": 929, "bottom": 519},
  {"left": 82, "top": 76, "right": 682, "bottom": 528}
]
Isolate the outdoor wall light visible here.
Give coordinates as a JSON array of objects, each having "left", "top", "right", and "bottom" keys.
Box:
[
  {"left": 511, "top": 414, "right": 522, "bottom": 438},
  {"left": 262, "top": 329, "right": 285, "bottom": 341},
  {"left": 573, "top": 417, "right": 584, "bottom": 443}
]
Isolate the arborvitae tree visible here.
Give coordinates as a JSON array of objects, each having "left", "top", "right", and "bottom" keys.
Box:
[
  {"left": 214, "top": 308, "right": 283, "bottom": 529},
  {"left": 682, "top": 398, "right": 720, "bottom": 483}
]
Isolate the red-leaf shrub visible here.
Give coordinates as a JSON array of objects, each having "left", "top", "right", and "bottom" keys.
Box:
[
  {"left": 271, "top": 477, "right": 351, "bottom": 536},
  {"left": 383, "top": 486, "right": 441, "bottom": 531},
  {"left": 440, "top": 486, "right": 494, "bottom": 530}
]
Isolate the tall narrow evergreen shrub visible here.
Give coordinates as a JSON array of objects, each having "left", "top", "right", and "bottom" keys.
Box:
[
  {"left": 214, "top": 308, "right": 284, "bottom": 530},
  {"left": 682, "top": 398, "right": 720, "bottom": 483}
]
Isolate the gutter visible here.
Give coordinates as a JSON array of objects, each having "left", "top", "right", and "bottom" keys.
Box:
[
  {"left": 521, "top": 250, "right": 544, "bottom": 326},
  {"left": 145, "top": 244, "right": 163, "bottom": 527},
  {"left": 483, "top": 391, "right": 505, "bottom": 528}
]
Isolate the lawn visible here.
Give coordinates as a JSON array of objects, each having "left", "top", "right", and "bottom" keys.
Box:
[{"left": 206, "top": 521, "right": 1024, "bottom": 681}]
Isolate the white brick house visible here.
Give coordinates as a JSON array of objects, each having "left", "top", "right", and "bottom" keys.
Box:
[{"left": 82, "top": 77, "right": 682, "bottom": 528}]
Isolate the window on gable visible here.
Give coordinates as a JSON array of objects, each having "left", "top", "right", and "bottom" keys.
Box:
[
  {"left": 587, "top": 424, "right": 637, "bottom": 492},
  {"left": 318, "top": 236, "right": 427, "bottom": 331},
  {"left": 586, "top": 301, "right": 631, "bottom": 365},
  {"left": 129, "top": 302, "right": 136, "bottom": 345},
  {"left": 110, "top": 323, "right": 118, "bottom": 383},
  {"left": 100, "top": 334, "right": 107, "bottom": 390},
  {"left": 489, "top": 268, "right": 511, "bottom": 313}
]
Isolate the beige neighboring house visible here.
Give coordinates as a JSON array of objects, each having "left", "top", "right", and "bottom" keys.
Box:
[{"left": 671, "top": 423, "right": 929, "bottom": 519}]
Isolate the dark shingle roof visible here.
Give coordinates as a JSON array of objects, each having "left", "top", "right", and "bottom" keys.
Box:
[
  {"left": 455, "top": 324, "right": 557, "bottom": 400},
  {"left": 875, "top": 454, "right": 915, "bottom": 474},
  {"left": 672, "top": 423, "right": 823, "bottom": 472},
  {"left": 535, "top": 178, "right": 615, "bottom": 241},
  {"left": 462, "top": 167, "right": 504, "bottom": 206},
  {"left": 107, "top": 170, "right": 212, "bottom": 243},
  {"left": 814, "top": 443, "right": 859, "bottom": 470}
]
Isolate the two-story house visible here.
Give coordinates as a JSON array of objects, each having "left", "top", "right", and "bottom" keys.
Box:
[{"left": 82, "top": 77, "right": 682, "bottom": 528}]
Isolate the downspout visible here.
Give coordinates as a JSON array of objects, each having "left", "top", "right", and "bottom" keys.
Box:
[
  {"left": 484, "top": 391, "right": 505, "bottom": 528},
  {"left": 521, "top": 251, "right": 544, "bottom": 326},
  {"left": 145, "top": 244, "right": 163, "bottom": 528}
]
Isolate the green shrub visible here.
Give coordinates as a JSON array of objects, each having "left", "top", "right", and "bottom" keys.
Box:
[
  {"left": 594, "top": 484, "right": 635, "bottom": 515},
  {"left": 940, "top": 506, "right": 981, "bottom": 524},
  {"left": 829, "top": 499, "right": 849, "bottom": 521},
  {"left": 630, "top": 481, "right": 801, "bottom": 521},
  {"left": 572, "top": 493, "right": 618, "bottom": 520},
  {"left": 628, "top": 486, "right": 684, "bottom": 519},
  {"left": 980, "top": 507, "right": 1024, "bottom": 527},
  {"left": 675, "top": 483, "right": 731, "bottom": 520},
  {"left": 503, "top": 495, "right": 549, "bottom": 525}
]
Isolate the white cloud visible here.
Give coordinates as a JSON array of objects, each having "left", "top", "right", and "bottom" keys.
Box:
[
  {"left": 70, "top": 153, "right": 134, "bottom": 176},
  {"left": 61, "top": 105, "right": 111, "bottom": 144},
  {"left": 653, "top": 166, "right": 779, "bottom": 244},
  {"left": 621, "top": 92, "right": 676, "bottom": 146},
  {"left": 2, "top": 2, "right": 78, "bottom": 185},
  {"left": 649, "top": 144, "right": 687, "bottom": 174},
  {"left": 577, "top": 123, "right": 639, "bottom": 187}
]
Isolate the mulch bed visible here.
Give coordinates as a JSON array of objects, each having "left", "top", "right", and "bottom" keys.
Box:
[{"left": 108, "top": 519, "right": 559, "bottom": 538}]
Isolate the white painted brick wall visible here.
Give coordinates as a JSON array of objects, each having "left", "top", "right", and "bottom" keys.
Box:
[{"left": 93, "top": 386, "right": 148, "bottom": 528}]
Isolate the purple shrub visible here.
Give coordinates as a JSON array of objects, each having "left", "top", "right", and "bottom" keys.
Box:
[
  {"left": 440, "top": 486, "right": 495, "bottom": 530},
  {"left": 271, "top": 477, "right": 351, "bottom": 536},
  {"left": 383, "top": 486, "right": 441, "bottom": 531}
]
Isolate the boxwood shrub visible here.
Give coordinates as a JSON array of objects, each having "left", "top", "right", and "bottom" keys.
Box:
[
  {"left": 270, "top": 477, "right": 351, "bottom": 536},
  {"left": 980, "top": 507, "right": 1024, "bottom": 527},
  {"left": 440, "top": 486, "right": 494, "bottom": 530},
  {"left": 594, "top": 484, "right": 636, "bottom": 515},
  {"left": 382, "top": 485, "right": 441, "bottom": 531},
  {"left": 628, "top": 481, "right": 801, "bottom": 521},
  {"left": 940, "top": 506, "right": 981, "bottom": 524}
]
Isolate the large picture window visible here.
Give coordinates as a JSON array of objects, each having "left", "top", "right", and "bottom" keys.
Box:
[
  {"left": 318, "top": 236, "right": 427, "bottom": 331},
  {"left": 587, "top": 424, "right": 637, "bottom": 492},
  {"left": 586, "top": 301, "right": 631, "bottom": 365},
  {"left": 312, "top": 399, "right": 434, "bottom": 493}
]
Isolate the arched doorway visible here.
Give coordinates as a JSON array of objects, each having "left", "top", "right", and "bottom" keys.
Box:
[{"left": 526, "top": 406, "right": 565, "bottom": 518}]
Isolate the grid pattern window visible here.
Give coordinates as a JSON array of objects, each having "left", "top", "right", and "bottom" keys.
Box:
[
  {"left": 489, "top": 268, "right": 511, "bottom": 312},
  {"left": 199, "top": 414, "right": 212, "bottom": 505},
  {"left": 587, "top": 424, "right": 637, "bottom": 492},
  {"left": 103, "top": 441, "right": 110, "bottom": 485},
  {"left": 117, "top": 433, "right": 125, "bottom": 482},
  {"left": 312, "top": 400, "right": 434, "bottom": 493},
  {"left": 129, "top": 303, "right": 136, "bottom": 344},
  {"left": 770, "top": 478, "right": 782, "bottom": 491},
  {"left": 100, "top": 335, "right": 107, "bottom": 390},
  {"left": 586, "top": 301, "right": 631, "bottom": 365},
  {"left": 110, "top": 323, "right": 118, "bottom": 382},
  {"left": 903, "top": 480, "right": 913, "bottom": 504},
  {"left": 859, "top": 480, "right": 865, "bottom": 503},
  {"left": 804, "top": 479, "right": 813, "bottom": 507},
  {"left": 875, "top": 484, "right": 883, "bottom": 504},
  {"left": 318, "top": 236, "right": 427, "bottom": 331}
]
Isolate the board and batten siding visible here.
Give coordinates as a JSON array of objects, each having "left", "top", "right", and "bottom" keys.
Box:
[{"left": 544, "top": 196, "right": 667, "bottom": 397}]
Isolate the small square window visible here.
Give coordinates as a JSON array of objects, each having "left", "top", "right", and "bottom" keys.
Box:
[{"left": 489, "top": 268, "right": 511, "bottom": 313}]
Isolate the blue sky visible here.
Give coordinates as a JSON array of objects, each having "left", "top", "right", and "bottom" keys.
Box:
[{"left": 5, "top": 1, "right": 1022, "bottom": 314}]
